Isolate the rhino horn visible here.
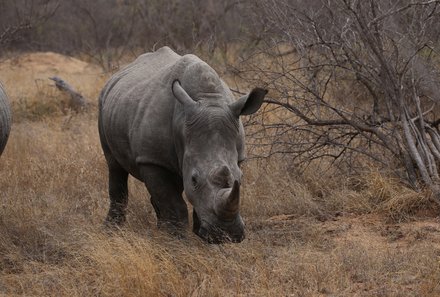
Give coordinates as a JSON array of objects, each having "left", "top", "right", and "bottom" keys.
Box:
[
  {"left": 215, "top": 180, "right": 240, "bottom": 220},
  {"left": 172, "top": 79, "right": 195, "bottom": 107}
]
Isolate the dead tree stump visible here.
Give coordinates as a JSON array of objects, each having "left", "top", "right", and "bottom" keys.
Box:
[{"left": 49, "top": 76, "right": 88, "bottom": 112}]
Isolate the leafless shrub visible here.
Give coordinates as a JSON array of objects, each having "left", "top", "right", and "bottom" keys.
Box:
[
  {"left": 236, "top": 0, "right": 440, "bottom": 202},
  {"left": 1, "top": 0, "right": 248, "bottom": 68},
  {"left": 0, "top": 0, "right": 59, "bottom": 50}
]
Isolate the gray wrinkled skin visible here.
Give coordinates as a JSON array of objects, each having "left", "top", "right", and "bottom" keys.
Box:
[
  {"left": 0, "top": 83, "right": 11, "bottom": 157},
  {"left": 99, "top": 47, "right": 267, "bottom": 243}
]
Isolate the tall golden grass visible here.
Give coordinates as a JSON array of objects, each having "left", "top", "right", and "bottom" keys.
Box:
[{"left": 0, "top": 52, "right": 439, "bottom": 296}]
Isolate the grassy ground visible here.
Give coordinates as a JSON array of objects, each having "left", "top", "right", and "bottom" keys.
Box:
[{"left": 0, "top": 52, "right": 440, "bottom": 296}]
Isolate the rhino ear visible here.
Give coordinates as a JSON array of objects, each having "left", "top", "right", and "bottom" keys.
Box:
[
  {"left": 172, "top": 80, "right": 196, "bottom": 107},
  {"left": 229, "top": 88, "right": 268, "bottom": 117}
]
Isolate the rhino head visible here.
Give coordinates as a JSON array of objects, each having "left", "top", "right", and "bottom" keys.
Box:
[{"left": 172, "top": 80, "right": 267, "bottom": 243}]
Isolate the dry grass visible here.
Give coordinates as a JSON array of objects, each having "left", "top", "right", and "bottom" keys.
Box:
[{"left": 0, "top": 52, "right": 440, "bottom": 296}]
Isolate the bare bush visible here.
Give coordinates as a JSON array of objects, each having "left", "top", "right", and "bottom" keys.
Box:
[
  {"left": 236, "top": 0, "right": 440, "bottom": 200},
  {"left": 0, "top": 0, "right": 248, "bottom": 68},
  {"left": 0, "top": 0, "right": 59, "bottom": 50}
]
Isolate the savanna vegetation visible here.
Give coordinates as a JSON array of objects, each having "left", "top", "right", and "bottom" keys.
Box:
[{"left": 1, "top": 0, "right": 440, "bottom": 296}]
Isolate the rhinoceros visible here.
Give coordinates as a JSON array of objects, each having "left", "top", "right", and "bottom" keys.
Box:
[
  {"left": 98, "top": 46, "right": 267, "bottom": 243},
  {"left": 0, "top": 82, "right": 11, "bottom": 157}
]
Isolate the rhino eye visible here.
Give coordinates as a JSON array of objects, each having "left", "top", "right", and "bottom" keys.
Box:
[
  {"left": 192, "top": 175, "right": 197, "bottom": 186},
  {"left": 191, "top": 171, "right": 200, "bottom": 190}
]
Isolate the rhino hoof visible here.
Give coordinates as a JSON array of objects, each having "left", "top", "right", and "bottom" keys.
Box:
[{"left": 104, "top": 213, "right": 126, "bottom": 228}]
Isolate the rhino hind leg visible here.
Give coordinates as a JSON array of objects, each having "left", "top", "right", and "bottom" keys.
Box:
[
  {"left": 141, "top": 165, "right": 189, "bottom": 232},
  {"left": 105, "top": 158, "right": 129, "bottom": 226}
]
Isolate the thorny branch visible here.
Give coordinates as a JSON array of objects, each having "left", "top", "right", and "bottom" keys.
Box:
[
  {"left": 0, "top": 0, "right": 59, "bottom": 48},
  {"left": 238, "top": 0, "right": 440, "bottom": 200}
]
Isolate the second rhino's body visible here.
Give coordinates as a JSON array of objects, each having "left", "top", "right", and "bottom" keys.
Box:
[{"left": 0, "top": 83, "right": 11, "bottom": 157}]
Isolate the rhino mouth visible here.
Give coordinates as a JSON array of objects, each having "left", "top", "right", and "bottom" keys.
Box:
[{"left": 193, "top": 211, "right": 245, "bottom": 244}]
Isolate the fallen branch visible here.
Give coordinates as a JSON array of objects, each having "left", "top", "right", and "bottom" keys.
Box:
[{"left": 49, "top": 76, "right": 88, "bottom": 112}]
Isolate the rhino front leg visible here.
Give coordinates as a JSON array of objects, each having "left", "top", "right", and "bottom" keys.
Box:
[
  {"left": 105, "top": 160, "right": 129, "bottom": 226},
  {"left": 141, "top": 165, "right": 189, "bottom": 231}
]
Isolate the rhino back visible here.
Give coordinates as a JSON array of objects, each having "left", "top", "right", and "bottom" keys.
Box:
[
  {"left": 99, "top": 47, "right": 188, "bottom": 177},
  {"left": 0, "top": 83, "right": 11, "bottom": 156}
]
